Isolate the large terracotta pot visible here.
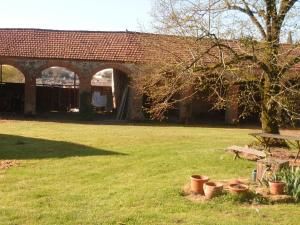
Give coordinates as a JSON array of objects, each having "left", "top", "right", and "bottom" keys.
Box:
[
  {"left": 203, "top": 182, "right": 223, "bottom": 199},
  {"left": 190, "top": 175, "right": 209, "bottom": 194},
  {"left": 269, "top": 181, "right": 285, "bottom": 195},
  {"left": 228, "top": 183, "right": 248, "bottom": 194}
]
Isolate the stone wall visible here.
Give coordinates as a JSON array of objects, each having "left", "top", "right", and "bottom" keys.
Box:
[
  {"left": 0, "top": 56, "right": 244, "bottom": 123},
  {"left": 0, "top": 57, "right": 144, "bottom": 120}
]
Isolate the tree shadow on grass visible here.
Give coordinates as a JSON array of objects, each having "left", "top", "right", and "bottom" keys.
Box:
[{"left": 0, "top": 134, "right": 126, "bottom": 160}]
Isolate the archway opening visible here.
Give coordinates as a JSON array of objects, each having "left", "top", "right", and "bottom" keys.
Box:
[
  {"left": 0, "top": 65, "right": 25, "bottom": 114},
  {"left": 36, "top": 67, "right": 79, "bottom": 113},
  {"left": 190, "top": 90, "right": 225, "bottom": 124},
  {"left": 91, "top": 68, "right": 129, "bottom": 119}
]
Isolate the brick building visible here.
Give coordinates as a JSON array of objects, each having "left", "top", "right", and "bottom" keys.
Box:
[{"left": 0, "top": 28, "right": 297, "bottom": 123}]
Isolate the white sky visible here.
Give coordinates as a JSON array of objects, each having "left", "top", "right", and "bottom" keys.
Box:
[{"left": 0, "top": 0, "right": 153, "bottom": 31}]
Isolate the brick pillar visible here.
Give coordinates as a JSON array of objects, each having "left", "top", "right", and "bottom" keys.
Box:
[
  {"left": 79, "top": 76, "right": 92, "bottom": 113},
  {"left": 179, "top": 88, "right": 193, "bottom": 123},
  {"left": 225, "top": 84, "right": 239, "bottom": 124},
  {"left": 24, "top": 75, "right": 36, "bottom": 116},
  {"left": 113, "top": 69, "right": 129, "bottom": 110},
  {"left": 126, "top": 82, "right": 144, "bottom": 121},
  {"left": 179, "top": 101, "right": 193, "bottom": 123}
]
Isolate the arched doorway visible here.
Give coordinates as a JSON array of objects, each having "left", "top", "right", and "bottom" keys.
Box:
[
  {"left": 91, "top": 68, "right": 129, "bottom": 119},
  {"left": 0, "top": 64, "right": 25, "bottom": 113},
  {"left": 190, "top": 90, "right": 226, "bottom": 123},
  {"left": 36, "top": 67, "right": 80, "bottom": 113}
]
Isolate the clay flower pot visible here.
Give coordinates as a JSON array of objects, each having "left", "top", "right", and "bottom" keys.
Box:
[
  {"left": 269, "top": 181, "right": 285, "bottom": 195},
  {"left": 190, "top": 175, "right": 209, "bottom": 194},
  {"left": 203, "top": 182, "right": 223, "bottom": 199},
  {"left": 228, "top": 183, "right": 249, "bottom": 194},
  {"left": 228, "top": 179, "right": 245, "bottom": 185}
]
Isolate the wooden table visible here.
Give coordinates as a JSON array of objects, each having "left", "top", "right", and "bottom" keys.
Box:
[{"left": 249, "top": 132, "right": 300, "bottom": 162}]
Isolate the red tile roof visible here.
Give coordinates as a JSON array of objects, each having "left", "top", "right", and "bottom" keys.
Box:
[
  {"left": 0, "top": 28, "right": 299, "bottom": 71},
  {"left": 0, "top": 28, "right": 144, "bottom": 63}
]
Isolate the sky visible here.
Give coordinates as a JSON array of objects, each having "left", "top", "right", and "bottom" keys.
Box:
[{"left": 0, "top": 0, "right": 153, "bottom": 32}]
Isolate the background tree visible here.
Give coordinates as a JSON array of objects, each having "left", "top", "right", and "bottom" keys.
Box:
[
  {"left": 1, "top": 65, "right": 25, "bottom": 83},
  {"left": 140, "top": 0, "right": 300, "bottom": 133}
]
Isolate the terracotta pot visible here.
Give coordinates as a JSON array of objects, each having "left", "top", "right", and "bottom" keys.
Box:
[
  {"left": 228, "top": 179, "right": 245, "bottom": 185},
  {"left": 190, "top": 175, "right": 209, "bottom": 194},
  {"left": 228, "top": 183, "right": 248, "bottom": 194},
  {"left": 269, "top": 181, "right": 285, "bottom": 195},
  {"left": 203, "top": 182, "right": 223, "bottom": 199}
]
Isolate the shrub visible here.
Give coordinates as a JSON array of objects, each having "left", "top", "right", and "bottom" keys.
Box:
[{"left": 276, "top": 168, "right": 300, "bottom": 202}]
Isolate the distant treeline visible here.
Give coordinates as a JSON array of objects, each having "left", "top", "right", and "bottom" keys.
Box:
[{"left": 0, "top": 65, "right": 25, "bottom": 83}]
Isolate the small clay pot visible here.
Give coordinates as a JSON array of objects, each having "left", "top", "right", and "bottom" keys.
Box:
[
  {"left": 190, "top": 175, "right": 209, "bottom": 194},
  {"left": 228, "top": 179, "right": 245, "bottom": 185},
  {"left": 228, "top": 183, "right": 248, "bottom": 194},
  {"left": 269, "top": 181, "right": 285, "bottom": 195},
  {"left": 203, "top": 182, "right": 223, "bottom": 199}
]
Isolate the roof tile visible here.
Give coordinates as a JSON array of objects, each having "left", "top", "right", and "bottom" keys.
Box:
[{"left": 0, "top": 28, "right": 143, "bottom": 63}]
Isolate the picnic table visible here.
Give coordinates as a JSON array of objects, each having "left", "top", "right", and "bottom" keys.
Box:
[{"left": 249, "top": 132, "right": 300, "bottom": 162}]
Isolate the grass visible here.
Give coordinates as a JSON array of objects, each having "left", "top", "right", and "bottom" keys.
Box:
[{"left": 0, "top": 120, "right": 299, "bottom": 225}]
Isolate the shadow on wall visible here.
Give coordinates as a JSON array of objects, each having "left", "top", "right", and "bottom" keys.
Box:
[{"left": 0, "top": 134, "right": 126, "bottom": 160}]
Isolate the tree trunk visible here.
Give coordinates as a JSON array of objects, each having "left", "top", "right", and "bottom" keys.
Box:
[
  {"left": 261, "top": 77, "right": 280, "bottom": 134},
  {"left": 261, "top": 29, "right": 280, "bottom": 134}
]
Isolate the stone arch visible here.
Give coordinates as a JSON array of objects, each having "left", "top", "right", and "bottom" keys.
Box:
[
  {"left": 0, "top": 62, "right": 26, "bottom": 113},
  {"left": 89, "top": 63, "right": 134, "bottom": 80},
  {"left": 36, "top": 61, "right": 83, "bottom": 80},
  {"left": 88, "top": 63, "right": 135, "bottom": 118},
  {"left": 0, "top": 60, "right": 28, "bottom": 78},
  {"left": 35, "top": 64, "right": 80, "bottom": 113}
]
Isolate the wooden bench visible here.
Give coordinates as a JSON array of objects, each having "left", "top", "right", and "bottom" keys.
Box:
[{"left": 227, "top": 145, "right": 266, "bottom": 160}]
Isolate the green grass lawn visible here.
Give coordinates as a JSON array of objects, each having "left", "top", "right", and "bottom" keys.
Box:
[{"left": 0, "top": 120, "right": 299, "bottom": 225}]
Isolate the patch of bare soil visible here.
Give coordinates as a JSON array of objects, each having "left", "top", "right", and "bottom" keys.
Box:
[
  {"left": 183, "top": 179, "right": 294, "bottom": 204},
  {"left": 268, "top": 148, "right": 299, "bottom": 166},
  {"left": 182, "top": 178, "right": 249, "bottom": 202},
  {"left": 254, "top": 186, "right": 294, "bottom": 203},
  {"left": 182, "top": 183, "right": 207, "bottom": 202},
  {"left": 270, "top": 148, "right": 295, "bottom": 160},
  {"left": 235, "top": 151, "right": 262, "bottom": 161},
  {"left": 182, "top": 183, "right": 206, "bottom": 202},
  {"left": 281, "top": 129, "right": 300, "bottom": 136},
  {"left": 0, "top": 160, "right": 20, "bottom": 169},
  {"left": 234, "top": 147, "right": 300, "bottom": 167}
]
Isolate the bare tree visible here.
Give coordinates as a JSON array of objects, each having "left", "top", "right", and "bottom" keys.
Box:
[{"left": 139, "top": 0, "right": 300, "bottom": 133}]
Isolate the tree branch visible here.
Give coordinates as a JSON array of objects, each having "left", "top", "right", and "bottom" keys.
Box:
[
  {"left": 194, "top": 40, "right": 271, "bottom": 75},
  {"left": 277, "top": 0, "right": 298, "bottom": 29},
  {"left": 225, "top": 0, "right": 267, "bottom": 39},
  {"left": 280, "top": 54, "right": 300, "bottom": 75}
]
